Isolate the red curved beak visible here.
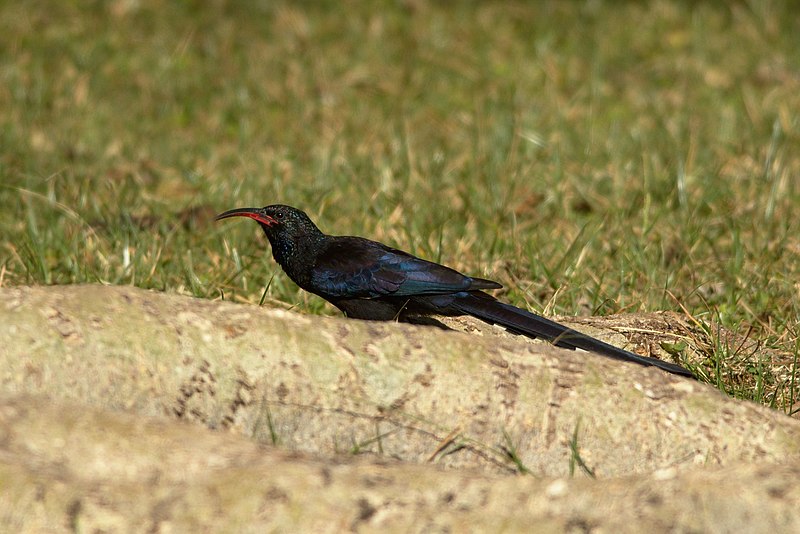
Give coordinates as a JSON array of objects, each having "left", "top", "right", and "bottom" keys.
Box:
[{"left": 215, "top": 207, "right": 277, "bottom": 226}]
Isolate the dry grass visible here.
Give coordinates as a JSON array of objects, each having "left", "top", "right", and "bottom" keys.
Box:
[{"left": 1, "top": 0, "right": 798, "bottom": 410}]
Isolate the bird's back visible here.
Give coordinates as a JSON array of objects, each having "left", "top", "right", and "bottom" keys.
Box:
[{"left": 308, "top": 235, "right": 500, "bottom": 299}]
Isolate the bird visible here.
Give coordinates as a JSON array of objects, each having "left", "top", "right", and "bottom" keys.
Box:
[{"left": 215, "top": 204, "right": 693, "bottom": 377}]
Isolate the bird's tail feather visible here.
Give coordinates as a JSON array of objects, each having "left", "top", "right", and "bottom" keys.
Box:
[{"left": 451, "top": 292, "right": 693, "bottom": 377}]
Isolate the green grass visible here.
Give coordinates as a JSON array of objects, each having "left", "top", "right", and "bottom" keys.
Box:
[{"left": 1, "top": 1, "right": 798, "bottom": 412}]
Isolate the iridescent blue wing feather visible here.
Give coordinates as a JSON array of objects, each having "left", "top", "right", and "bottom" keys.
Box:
[{"left": 311, "top": 237, "right": 500, "bottom": 298}]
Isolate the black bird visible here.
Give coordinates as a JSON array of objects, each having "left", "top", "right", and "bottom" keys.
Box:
[{"left": 216, "top": 204, "right": 692, "bottom": 377}]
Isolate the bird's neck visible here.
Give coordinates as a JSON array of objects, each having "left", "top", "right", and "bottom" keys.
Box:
[{"left": 267, "top": 231, "right": 325, "bottom": 287}]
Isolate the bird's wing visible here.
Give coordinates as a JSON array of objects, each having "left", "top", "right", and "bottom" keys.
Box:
[{"left": 311, "top": 237, "right": 500, "bottom": 298}]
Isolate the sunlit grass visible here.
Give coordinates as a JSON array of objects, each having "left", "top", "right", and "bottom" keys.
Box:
[{"left": 0, "top": 0, "right": 798, "bottom": 412}]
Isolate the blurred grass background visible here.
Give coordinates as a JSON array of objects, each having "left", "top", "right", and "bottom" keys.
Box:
[{"left": 1, "top": 1, "right": 798, "bottom": 409}]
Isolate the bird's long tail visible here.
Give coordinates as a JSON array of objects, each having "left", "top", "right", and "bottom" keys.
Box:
[{"left": 445, "top": 292, "right": 693, "bottom": 377}]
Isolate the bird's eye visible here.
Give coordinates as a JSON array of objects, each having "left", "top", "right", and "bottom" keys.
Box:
[{"left": 276, "top": 212, "right": 284, "bottom": 219}]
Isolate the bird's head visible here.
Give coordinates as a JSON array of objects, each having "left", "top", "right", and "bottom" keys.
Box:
[{"left": 215, "top": 204, "right": 322, "bottom": 243}]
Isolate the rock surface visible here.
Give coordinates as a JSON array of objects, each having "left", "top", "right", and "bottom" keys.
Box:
[{"left": 1, "top": 285, "right": 798, "bottom": 530}]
